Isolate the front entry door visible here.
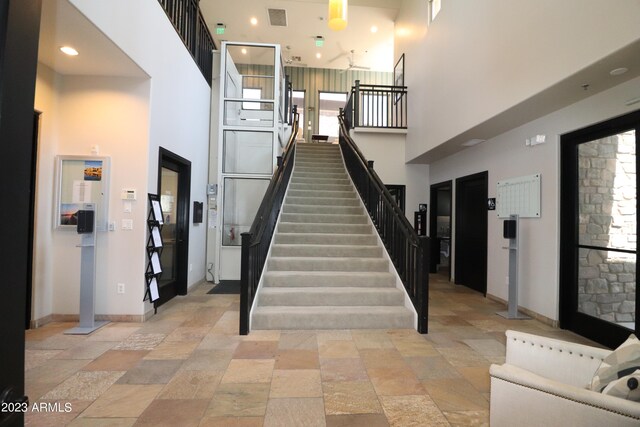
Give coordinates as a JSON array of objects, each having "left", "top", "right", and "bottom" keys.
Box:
[
  {"left": 455, "top": 172, "right": 488, "bottom": 295},
  {"left": 560, "top": 110, "right": 640, "bottom": 348},
  {"left": 157, "top": 148, "right": 191, "bottom": 307}
]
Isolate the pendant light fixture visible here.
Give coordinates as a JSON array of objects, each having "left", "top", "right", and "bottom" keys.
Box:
[{"left": 328, "top": 0, "right": 348, "bottom": 31}]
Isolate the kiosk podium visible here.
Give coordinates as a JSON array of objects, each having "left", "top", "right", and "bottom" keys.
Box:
[
  {"left": 497, "top": 214, "right": 530, "bottom": 320},
  {"left": 65, "top": 203, "right": 109, "bottom": 334}
]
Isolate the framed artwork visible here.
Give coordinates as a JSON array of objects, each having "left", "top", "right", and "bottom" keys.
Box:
[
  {"left": 393, "top": 54, "right": 405, "bottom": 103},
  {"left": 54, "top": 155, "right": 110, "bottom": 230}
]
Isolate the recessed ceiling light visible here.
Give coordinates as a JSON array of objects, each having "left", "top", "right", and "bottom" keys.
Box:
[
  {"left": 371, "top": 25, "right": 378, "bottom": 33},
  {"left": 461, "top": 139, "right": 485, "bottom": 147},
  {"left": 60, "top": 46, "right": 79, "bottom": 56},
  {"left": 610, "top": 67, "right": 628, "bottom": 76},
  {"left": 316, "top": 52, "right": 322, "bottom": 59},
  {"left": 241, "top": 48, "right": 247, "bottom": 54},
  {"left": 250, "top": 17, "right": 258, "bottom": 25}
]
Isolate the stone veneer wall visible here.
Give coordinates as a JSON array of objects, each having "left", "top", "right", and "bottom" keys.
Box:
[{"left": 578, "top": 132, "right": 636, "bottom": 324}]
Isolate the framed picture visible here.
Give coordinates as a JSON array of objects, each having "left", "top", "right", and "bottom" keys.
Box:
[
  {"left": 54, "top": 155, "right": 110, "bottom": 231},
  {"left": 393, "top": 54, "right": 405, "bottom": 104}
]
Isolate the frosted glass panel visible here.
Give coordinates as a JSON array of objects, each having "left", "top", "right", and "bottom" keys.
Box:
[
  {"left": 222, "top": 178, "right": 269, "bottom": 246},
  {"left": 223, "top": 131, "right": 273, "bottom": 174}
]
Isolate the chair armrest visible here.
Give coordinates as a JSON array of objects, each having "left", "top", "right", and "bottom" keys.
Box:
[
  {"left": 505, "top": 330, "right": 610, "bottom": 387},
  {"left": 490, "top": 363, "right": 640, "bottom": 426}
]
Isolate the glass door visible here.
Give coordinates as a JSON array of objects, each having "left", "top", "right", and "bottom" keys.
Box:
[
  {"left": 160, "top": 167, "right": 179, "bottom": 286},
  {"left": 157, "top": 148, "right": 191, "bottom": 306},
  {"left": 560, "top": 110, "right": 640, "bottom": 348}
]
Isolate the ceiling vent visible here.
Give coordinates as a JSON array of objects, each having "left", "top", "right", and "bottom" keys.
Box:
[{"left": 268, "top": 8, "right": 288, "bottom": 27}]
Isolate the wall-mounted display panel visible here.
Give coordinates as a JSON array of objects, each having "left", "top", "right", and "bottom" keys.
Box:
[{"left": 55, "top": 155, "right": 110, "bottom": 231}]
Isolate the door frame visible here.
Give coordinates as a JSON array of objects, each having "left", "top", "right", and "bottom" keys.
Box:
[
  {"left": 26, "top": 111, "right": 41, "bottom": 329},
  {"left": 157, "top": 147, "right": 191, "bottom": 307},
  {"left": 454, "top": 171, "right": 488, "bottom": 295},
  {"left": 560, "top": 109, "right": 640, "bottom": 348},
  {"left": 429, "top": 180, "right": 452, "bottom": 278}
]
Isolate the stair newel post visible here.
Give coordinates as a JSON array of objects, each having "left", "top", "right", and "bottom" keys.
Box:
[
  {"left": 416, "top": 236, "right": 430, "bottom": 333},
  {"left": 354, "top": 80, "right": 360, "bottom": 128},
  {"left": 240, "top": 232, "right": 252, "bottom": 335}
]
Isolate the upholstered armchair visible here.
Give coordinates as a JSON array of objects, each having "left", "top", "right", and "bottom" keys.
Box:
[{"left": 489, "top": 330, "right": 640, "bottom": 426}]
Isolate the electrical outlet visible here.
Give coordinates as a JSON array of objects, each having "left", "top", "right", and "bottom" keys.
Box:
[
  {"left": 117, "top": 283, "right": 125, "bottom": 294},
  {"left": 108, "top": 221, "right": 116, "bottom": 231},
  {"left": 189, "top": 263, "right": 193, "bottom": 272},
  {"left": 505, "top": 276, "right": 509, "bottom": 285}
]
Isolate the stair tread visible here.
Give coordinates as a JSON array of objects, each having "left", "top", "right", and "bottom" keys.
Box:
[
  {"left": 254, "top": 306, "right": 411, "bottom": 313},
  {"left": 260, "top": 287, "right": 401, "bottom": 294}
]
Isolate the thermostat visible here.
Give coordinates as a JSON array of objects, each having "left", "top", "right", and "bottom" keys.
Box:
[{"left": 121, "top": 188, "right": 137, "bottom": 200}]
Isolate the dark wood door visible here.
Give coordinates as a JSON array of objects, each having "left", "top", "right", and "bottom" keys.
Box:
[
  {"left": 156, "top": 148, "right": 191, "bottom": 308},
  {"left": 455, "top": 172, "right": 488, "bottom": 295},
  {"left": 0, "top": 1, "right": 41, "bottom": 426}
]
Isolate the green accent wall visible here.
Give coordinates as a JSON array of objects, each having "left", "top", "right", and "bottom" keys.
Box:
[{"left": 286, "top": 67, "right": 392, "bottom": 142}]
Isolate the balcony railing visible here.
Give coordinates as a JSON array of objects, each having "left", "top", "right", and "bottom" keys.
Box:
[
  {"left": 338, "top": 110, "right": 428, "bottom": 333},
  {"left": 344, "top": 80, "right": 407, "bottom": 130},
  {"left": 158, "top": 0, "right": 215, "bottom": 86}
]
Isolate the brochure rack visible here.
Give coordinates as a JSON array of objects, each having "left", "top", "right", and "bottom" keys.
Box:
[{"left": 145, "top": 193, "right": 164, "bottom": 310}]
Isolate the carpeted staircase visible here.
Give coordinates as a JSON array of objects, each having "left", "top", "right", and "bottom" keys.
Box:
[{"left": 251, "top": 142, "right": 414, "bottom": 330}]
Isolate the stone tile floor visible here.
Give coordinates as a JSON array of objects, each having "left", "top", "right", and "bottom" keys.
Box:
[{"left": 25, "top": 274, "right": 597, "bottom": 426}]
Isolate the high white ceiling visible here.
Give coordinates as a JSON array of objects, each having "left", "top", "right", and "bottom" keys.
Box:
[
  {"left": 199, "top": 0, "right": 400, "bottom": 72},
  {"left": 38, "top": 0, "right": 147, "bottom": 77}
]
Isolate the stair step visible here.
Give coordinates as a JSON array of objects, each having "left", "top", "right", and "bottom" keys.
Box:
[
  {"left": 268, "top": 256, "right": 388, "bottom": 272},
  {"left": 288, "top": 190, "right": 355, "bottom": 199},
  {"left": 274, "top": 233, "right": 377, "bottom": 246},
  {"left": 289, "top": 183, "right": 352, "bottom": 191},
  {"left": 271, "top": 244, "right": 381, "bottom": 258},
  {"left": 283, "top": 204, "right": 363, "bottom": 215},
  {"left": 280, "top": 213, "right": 367, "bottom": 224},
  {"left": 252, "top": 306, "right": 413, "bottom": 330},
  {"left": 258, "top": 287, "right": 404, "bottom": 306},
  {"left": 291, "top": 177, "right": 350, "bottom": 185},
  {"left": 285, "top": 197, "right": 360, "bottom": 206},
  {"left": 296, "top": 165, "right": 345, "bottom": 172},
  {"left": 278, "top": 222, "right": 371, "bottom": 234},
  {"left": 296, "top": 157, "right": 342, "bottom": 163},
  {"left": 264, "top": 271, "right": 395, "bottom": 287},
  {"left": 293, "top": 171, "right": 348, "bottom": 179}
]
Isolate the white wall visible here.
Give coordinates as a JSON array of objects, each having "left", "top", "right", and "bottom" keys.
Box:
[
  {"left": 32, "top": 0, "right": 211, "bottom": 321},
  {"left": 34, "top": 67, "right": 151, "bottom": 318},
  {"left": 32, "top": 63, "right": 60, "bottom": 321},
  {"left": 351, "top": 130, "right": 429, "bottom": 219},
  {"left": 70, "top": 0, "right": 212, "bottom": 298},
  {"left": 396, "top": 0, "right": 640, "bottom": 162},
  {"left": 429, "top": 76, "right": 640, "bottom": 321}
]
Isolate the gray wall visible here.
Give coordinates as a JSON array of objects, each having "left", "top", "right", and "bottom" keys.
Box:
[{"left": 286, "top": 67, "right": 392, "bottom": 142}]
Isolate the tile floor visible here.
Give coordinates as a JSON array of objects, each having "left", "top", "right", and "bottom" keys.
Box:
[{"left": 24, "top": 274, "right": 597, "bottom": 426}]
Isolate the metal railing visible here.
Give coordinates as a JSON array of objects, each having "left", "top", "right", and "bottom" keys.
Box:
[
  {"left": 344, "top": 80, "right": 407, "bottom": 129},
  {"left": 239, "top": 108, "right": 299, "bottom": 335},
  {"left": 338, "top": 111, "right": 429, "bottom": 333},
  {"left": 158, "top": 0, "right": 215, "bottom": 86}
]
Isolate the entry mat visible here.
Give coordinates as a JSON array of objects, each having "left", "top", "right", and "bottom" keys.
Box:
[{"left": 207, "top": 280, "right": 241, "bottom": 295}]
